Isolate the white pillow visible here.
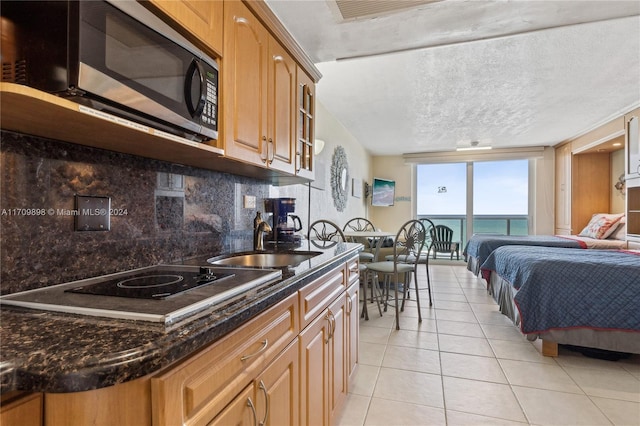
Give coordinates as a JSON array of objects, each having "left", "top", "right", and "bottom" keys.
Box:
[
  {"left": 609, "top": 216, "right": 627, "bottom": 240},
  {"left": 578, "top": 213, "right": 625, "bottom": 240}
]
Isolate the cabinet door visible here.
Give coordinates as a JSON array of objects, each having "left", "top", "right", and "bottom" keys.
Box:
[
  {"left": 209, "top": 340, "right": 299, "bottom": 426},
  {"left": 267, "top": 39, "right": 296, "bottom": 174},
  {"left": 146, "top": 0, "right": 223, "bottom": 57},
  {"left": 296, "top": 67, "right": 315, "bottom": 179},
  {"left": 256, "top": 339, "right": 299, "bottom": 425},
  {"left": 1, "top": 392, "right": 42, "bottom": 426},
  {"left": 151, "top": 293, "right": 298, "bottom": 425},
  {"left": 207, "top": 385, "right": 256, "bottom": 426},
  {"left": 346, "top": 281, "right": 359, "bottom": 383},
  {"left": 223, "top": 0, "right": 269, "bottom": 165},
  {"left": 328, "top": 294, "right": 347, "bottom": 423},
  {"left": 299, "top": 308, "right": 330, "bottom": 426}
]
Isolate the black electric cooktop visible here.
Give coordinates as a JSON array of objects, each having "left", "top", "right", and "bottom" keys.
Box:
[
  {"left": 65, "top": 268, "right": 234, "bottom": 300},
  {"left": 0, "top": 265, "right": 282, "bottom": 325}
]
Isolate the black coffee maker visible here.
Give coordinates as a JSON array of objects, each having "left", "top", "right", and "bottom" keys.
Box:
[{"left": 264, "top": 198, "right": 303, "bottom": 246}]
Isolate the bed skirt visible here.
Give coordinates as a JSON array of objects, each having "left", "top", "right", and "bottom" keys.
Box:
[
  {"left": 488, "top": 273, "right": 640, "bottom": 354},
  {"left": 466, "top": 256, "right": 481, "bottom": 276}
]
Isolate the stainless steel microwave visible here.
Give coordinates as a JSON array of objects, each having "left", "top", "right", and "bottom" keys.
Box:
[{"left": 1, "top": 0, "right": 218, "bottom": 142}]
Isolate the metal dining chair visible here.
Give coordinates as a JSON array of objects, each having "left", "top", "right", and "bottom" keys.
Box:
[
  {"left": 342, "top": 217, "right": 384, "bottom": 319},
  {"left": 366, "top": 219, "right": 427, "bottom": 330},
  {"left": 342, "top": 217, "right": 377, "bottom": 263},
  {"left": 383, "top": 218, "right": 434, "bottom": 307},
  {"left": 308, "top": 219, "right": 346, "bottom": 248}
]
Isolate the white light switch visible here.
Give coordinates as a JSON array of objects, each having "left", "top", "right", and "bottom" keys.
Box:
[{"left": 243, "top": 195, "right": 256, "bottom": 209}]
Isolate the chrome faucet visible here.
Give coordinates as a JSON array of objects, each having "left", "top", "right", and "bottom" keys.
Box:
[{"left": 253, "top": 212, "right": 272, "bottom": 251}]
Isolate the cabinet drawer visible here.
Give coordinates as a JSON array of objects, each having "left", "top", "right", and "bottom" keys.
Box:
[
  {"left": 347, "top": 257, "right": 359, "bottom": 286},
  {"left": 151, "top": 292, "right": 299, "bottom": 426},
  {"left": 299, "top": 263, "right": 346, "bottom": 329}
]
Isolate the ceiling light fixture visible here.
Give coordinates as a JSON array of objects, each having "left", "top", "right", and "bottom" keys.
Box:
[{"left": 456, "top": 141, "right": 492, "bottom": 151}]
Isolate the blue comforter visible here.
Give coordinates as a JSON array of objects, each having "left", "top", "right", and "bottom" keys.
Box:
[
  {"left": 464, "top": 234, "right": 585, "bottom": 266},
  {"left": 481, "top": 246, "right": 640, "bottom": 334}
]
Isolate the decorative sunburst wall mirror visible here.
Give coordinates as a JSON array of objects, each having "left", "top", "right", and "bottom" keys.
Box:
[{"left": 330, "top": 146, "right": 349, "bottom": 212}]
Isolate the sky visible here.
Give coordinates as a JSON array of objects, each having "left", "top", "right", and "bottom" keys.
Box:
[{"left": 416, "top": 160, "right": 529, "bottom": 215}]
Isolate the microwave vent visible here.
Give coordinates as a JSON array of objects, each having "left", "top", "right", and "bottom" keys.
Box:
[{"left": 333, "top": 0, "right": 441, "bottom": 21}]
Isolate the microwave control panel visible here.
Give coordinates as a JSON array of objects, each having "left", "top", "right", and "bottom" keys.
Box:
[{"left": 201, "top": 75, "right": 217, "bottom": 130}]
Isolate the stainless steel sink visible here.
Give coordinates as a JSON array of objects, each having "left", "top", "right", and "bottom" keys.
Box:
[{"left": 208, "top": 251, "right": 322, "bottom": 268}]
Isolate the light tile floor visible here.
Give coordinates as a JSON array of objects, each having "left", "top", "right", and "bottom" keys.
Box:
[{"left": 336, "top": 263, "right": 640, "bottom": 426}]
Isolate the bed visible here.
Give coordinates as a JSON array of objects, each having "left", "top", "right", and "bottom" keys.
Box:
[
  {"left": 480, "top": 246, "right": 640, "bottom": 356},
  {"left": 464, "top": 213, "right": 628, "bottom": 275},
  {"left": 463, "top": 233, "right": 627, "bottom": 275}
]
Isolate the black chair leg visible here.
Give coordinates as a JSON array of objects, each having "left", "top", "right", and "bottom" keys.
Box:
[
  {"left": 394, "top": 276, "right": 400, "bottom": 330},
  {"left": 411, "top": 271, "right": 422, "bottom": 323}
]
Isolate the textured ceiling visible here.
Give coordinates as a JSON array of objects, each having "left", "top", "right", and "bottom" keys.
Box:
[{"left": 266, "top": 0, "right": 640, "bottom": 155}]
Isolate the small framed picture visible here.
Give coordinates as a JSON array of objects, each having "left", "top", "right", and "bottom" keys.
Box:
[{"left": 352, "top": 178, "right": 362, "bottom": 198}]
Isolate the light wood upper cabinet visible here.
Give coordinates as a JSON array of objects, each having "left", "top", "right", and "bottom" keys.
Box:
[
  {"left": 267, "top": 39, "right": 297, "bottom": 174},
  {"left": 143, "top": 0, "right": 223, "bottom": 57},
  {"left": 296, "top": 67, "right": 316, "bottom": 180},
  {"left": 223, "top": 0, "right": 296, "bottom": 175}
]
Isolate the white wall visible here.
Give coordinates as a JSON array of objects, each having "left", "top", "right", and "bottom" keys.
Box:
[
  {"left": 369, "top": 156, "right": 413, "bottom": 232},
  {"left": 272, "top": 101, "right": 371, "bottom": 233}
]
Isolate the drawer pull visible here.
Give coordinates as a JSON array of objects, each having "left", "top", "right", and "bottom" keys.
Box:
[
  {"left": 247, "top": 397, "right": 258, "bottom": 426},
  {"left": 241, "top": 339, "right": 269, "bottom": 361},
  {"left": 260, "top": 136, "right": 268, "bottom": 164},
  {"left": 258, "top": 380, "right": 269, "bottom": 426}
]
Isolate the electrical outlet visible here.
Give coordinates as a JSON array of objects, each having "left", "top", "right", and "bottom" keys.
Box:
[
  {"left": 74, "top": 195, "right": 111, "bottom": 231},
  {"left": 243, "top": 195, "right": 256, "bottom": 209}
]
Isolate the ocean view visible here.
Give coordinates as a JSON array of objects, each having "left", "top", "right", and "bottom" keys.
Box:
[{"left": 419, "top": 216, "right": 529, "bottom": 245}]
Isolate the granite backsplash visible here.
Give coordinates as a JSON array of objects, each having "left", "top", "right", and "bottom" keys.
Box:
[{"left": 0, "top": 130, "right": 271, "bottom": 295}]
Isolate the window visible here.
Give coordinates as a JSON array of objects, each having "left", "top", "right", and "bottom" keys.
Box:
[{"left": 417, "top": 159, "right": 530, "bottom": 244}]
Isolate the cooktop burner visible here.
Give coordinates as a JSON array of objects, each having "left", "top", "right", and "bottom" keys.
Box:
[
  {"left": 65, "top": 268, "right": 234, "bottom": 299},
  {"left": 0, "top": 265, "right": 282, "bottom": 325}
]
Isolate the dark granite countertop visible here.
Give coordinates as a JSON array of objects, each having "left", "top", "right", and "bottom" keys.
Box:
[{"left": 0, "top": 241, "right": 361, "bottom": 394}]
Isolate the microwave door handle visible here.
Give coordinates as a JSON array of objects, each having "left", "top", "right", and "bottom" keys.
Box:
[{"left": 185, "top": 59, "right": 206, "bottom": 118}]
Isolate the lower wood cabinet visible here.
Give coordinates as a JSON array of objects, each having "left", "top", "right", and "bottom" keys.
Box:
[
  {"left": 346, "top": 281, "right": 360, "bottom": 383},
  {"left": 151, "top": 292, "right": 299, "bottom": 425},
  {"left": 16, "top": 256, "right": 359, "bottom": 426},
  {"left": 0, "top": 392, "right": 43, "bottom": 426},
  {"left": 209, "top": 339, "right": 299, "bottom": 426}
]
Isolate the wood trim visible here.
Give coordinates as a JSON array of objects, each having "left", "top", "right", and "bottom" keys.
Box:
[
  {"left": 542, "top": 340, "right": 559, "bottom": 357},
  {"left": 0, "top": 83, "right": 310, "bottom": 184}
]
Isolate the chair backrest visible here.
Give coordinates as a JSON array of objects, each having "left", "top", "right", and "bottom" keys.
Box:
[
  {"left": 342, "top": 217, "right": 376, "bottom": 249},
  {"left": 430, "top": 225, "right": 453, "bottom": 252},
  {"left": 343, "top": 217, "right": 376, "bottom": 233},
  {"left": 420, "top": 218, "right": 435, "bottom": 253},
  {"left": 393, "top": 219, "right": 427, "bottom": 264},
  {"left": 308, "top": 219, "right": 346, "bottom": 248}
]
